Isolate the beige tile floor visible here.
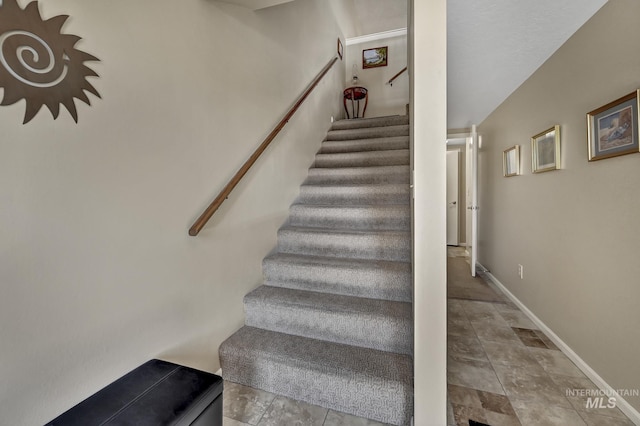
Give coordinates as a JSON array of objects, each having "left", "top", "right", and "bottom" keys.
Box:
[
  {"left": 221, "top": 246, "right": 635, "bottom": 425},
  {"left": 446, "top": 246, "right": 635, "bottom": 426}
]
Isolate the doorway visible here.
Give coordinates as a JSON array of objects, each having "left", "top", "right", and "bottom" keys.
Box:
[
  {"left": 446, "top": 140, "right": 467, "bottom": 247},
  {"left": 446, "top": 150, "right": 460, "bottom": 246},
  {"left": 447, "top": 128, "right": 478, "bottom": 277}
]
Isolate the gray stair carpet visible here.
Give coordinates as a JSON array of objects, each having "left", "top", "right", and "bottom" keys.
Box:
[
  {"left": 305, "top": 165, "right": 409, "bottom": 185},
  {"left": 219, "top": 115, "right": 413, "bottom": 426},
  {"left": 320, "top": 136, "right": 409, "bottom": 154},
  {"left": 325, "top": 124, "right": 409, "bottom": 141},
  {"left": 314, "top": 149, "right": 410, "bottom": 168}
]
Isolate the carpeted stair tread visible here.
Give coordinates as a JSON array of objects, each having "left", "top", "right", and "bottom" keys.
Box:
[
  {"left": 319, "top": 136, "right": 409, "bottom": 154},
  {"left": 330, "top": 115, "right": 409, "bottom": 131},
  {"left": 325, "top": 125, "right": 409, "bottom": 141},
  {"left": 297, "top": 183, "right": 410, "bottom": 205},
  {"left": 314, "top": 149, "right": 409, "bottom": 168},
  {"left": 288, "top": 203, "right": 410, "bottom": 231},
  {"left": 277, "top": 226, "right": 411, "bottom": 262},
  {"left": 262, "top": 253, "right": 411, "bottom": 302},
  {"left": 244, "top": 286, "right": 412, "bottom": 354},
  {"left": 219, "top": 326, "right": 413, "bottom": 425},
  {"left": 305, "top": 165, "right": 409, "bottom": 185}
]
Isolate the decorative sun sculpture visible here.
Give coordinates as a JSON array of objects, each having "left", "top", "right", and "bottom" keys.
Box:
[{"left": 0, "top": 0, "right": 100, "bottom": 124}]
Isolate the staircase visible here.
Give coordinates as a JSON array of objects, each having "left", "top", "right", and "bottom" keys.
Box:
[{"left": 219, "top": 115, "right": 413, "bottom": 425}]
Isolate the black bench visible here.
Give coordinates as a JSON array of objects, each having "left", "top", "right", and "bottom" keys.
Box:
[{"left": 46, "top": 359, "right": 223, "bottom": 426}]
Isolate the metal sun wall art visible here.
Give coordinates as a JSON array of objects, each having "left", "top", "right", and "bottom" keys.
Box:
[{"left": 0, "top": 0, "right": 100, "bottom": 124}]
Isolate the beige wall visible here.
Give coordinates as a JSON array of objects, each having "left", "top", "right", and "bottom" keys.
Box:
[
  {"left": 411, "top": 0, "right": 447, "bottom": 423},
  {"left": 345, "top": 36, "right": 409, "bottom": 118},
  {"left": 479, "top": 0, "right": 640, "bottom": 413},
  {"left": 0, "top": 1, "right": 344, "bottom": 424}
]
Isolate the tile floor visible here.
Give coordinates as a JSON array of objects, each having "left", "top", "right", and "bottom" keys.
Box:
[
  {"left": 220, "top": 246, "right": 636, "bottom": 425},
  {"left": 446, "top": 246, "right": 635, "bottom": 426},
  {"left": 222, "top": 380, "right": 390, "bottom": 425}
]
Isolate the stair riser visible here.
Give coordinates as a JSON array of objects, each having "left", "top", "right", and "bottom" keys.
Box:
[
  {"left": 325, "top": 125, "right": 409, "bottom": 141},
  {"left": 288, "top": 205, "right": 410, "bottom": 231},
  {"left": 314, "top": 150, "right": 409, "bottom": 168},
  {"left": 277, "top": 229, "right": 411, "bottom": 262},
  {"left": 263, "top": 280, "right": 411, "bottom": 303},
  {"left": 319, "top": 137, "right": 409, "bottom": 154},
  {"left": 262, "top": 257, "right": 412, "bottom": 302},
  {"left": 219, "top": 328, "right": 413, "bottom": 426},
  {"left": 297, "top": 185, "right": 410, "bottom": 205},
  {"left": 305, "top": 167, "right": 409, "bottom": 185},
  {"left": 220, "top": 358, "right": 412, "bottom": 426},
  {"left": 244, "top": 295, "right": 412, "bottom": 355},
  {"left": 331, "top": 116, "right": 409, "bottom": 130}
]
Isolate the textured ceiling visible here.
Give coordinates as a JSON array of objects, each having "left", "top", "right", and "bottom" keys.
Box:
[
  {"left": 349, "top": 0, "right": 407, "bottom": 37},
  {"left": 447, "top": 0, "right": 608, "bottom": 129}
]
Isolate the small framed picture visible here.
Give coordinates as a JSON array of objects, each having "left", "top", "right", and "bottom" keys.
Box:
[
  {"left": 587, "top": 90, "right": 640, "bottom": 161},
  {"left": 362, "top": 46, "right": 388, "bottom": 69},
  {"left": 503, "top": 145, "right": 520, "bottom": 177},
  {"left": 337, "top": 38, "right": 343, "bottom": 60},
  {"left": 531, "top": 125, "right": 560, "bottom": 173}
]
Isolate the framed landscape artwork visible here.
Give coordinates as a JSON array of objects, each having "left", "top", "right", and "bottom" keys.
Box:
[
  {"left": 503, "top": 145, "right": 520, "bottom": 177},
  {"left": 531, "top": 125, "right": 560, "bottom": 173},
  {"left": 587, "top": 90, "right": 640, "bottom": 161},
  {"left": 362, "top": 46, "right": 388, "bottom": 69}
]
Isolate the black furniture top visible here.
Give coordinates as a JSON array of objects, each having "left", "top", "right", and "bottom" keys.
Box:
[{"left": 45, "top": 359, "right": 223, "bottom": 426}]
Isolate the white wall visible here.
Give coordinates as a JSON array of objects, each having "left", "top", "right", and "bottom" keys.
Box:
[
  {"left": 479, "top": 0, "right": 640, "bottom": 414},
  {"left": 0, "top": 1, "right": 344, "bottom": 424},
  {"left": 345, "top": 35, "right": 409, "bottom": 118},
  {"left": 411, "top": 0, "right": 447, "bottom": 424}
]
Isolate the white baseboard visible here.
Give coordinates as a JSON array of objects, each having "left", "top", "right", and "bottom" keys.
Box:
[
  {"left": 215, "top": 368, "right": 222, "bottom": 376},
  {"left": 478, "top": 262, "right": 640, "bottom": 425}
]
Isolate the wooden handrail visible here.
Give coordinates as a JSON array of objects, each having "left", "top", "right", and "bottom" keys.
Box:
[
  {"left": 387, "top": 66, "right": 408, "bottom": 86},
  {"left": 189, "top": 56, "right": 339, "bottom": 236}
]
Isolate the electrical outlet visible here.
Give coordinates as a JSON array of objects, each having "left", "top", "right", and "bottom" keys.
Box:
[
  {"left": 518, "top": 264, "right": 524, "bottom": 279},
  {"left": 330, "top": 116, "right": 334, "bottom": 123}
]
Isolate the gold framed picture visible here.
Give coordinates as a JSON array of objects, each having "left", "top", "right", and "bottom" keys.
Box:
[
  {"left": 587, "top": 90, "right": 640, "bottom": 161},
  {"left": 362, "top": 46, "right": 387, "bottom": 69},
  {"left": 531, "top": 125, "right": 560, "bottom": 173},
  {"left": 503, "top": 145, "right": 520, "bottom": 177}
]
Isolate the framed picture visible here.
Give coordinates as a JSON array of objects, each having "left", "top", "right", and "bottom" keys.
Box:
[
  {"left": 362, "top": 46, "right": 387, "bottom": 69},
  {"left": 587, "top": 90, "right": 640, "bottom": 161},
  {"left": 503, "top": 145, "right": 520, "bottom": 177},
  {"left": 337, "top": 38, "right": 343, "bottom": 60},
  {"left": 531, "top": 125, "right": 560, "bottom": 173}
]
